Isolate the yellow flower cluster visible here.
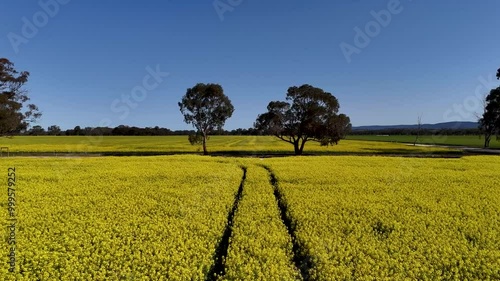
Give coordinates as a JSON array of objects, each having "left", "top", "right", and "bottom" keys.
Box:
[
  {"left": 264, "top": 156, "right": 500, "bottom": 280},
  {"left": 0, "top": 156, "right": 242, "bottom": 280}
]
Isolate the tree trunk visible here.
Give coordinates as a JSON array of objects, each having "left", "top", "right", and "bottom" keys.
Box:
[
  {"left": 202, "top": 134, "right": 208, "bottom": 155},
  {"left": 484, "top": 133, "right": 491, "bottom": 148},
  {"left": 293, "top": 140, "right": 306, "bottom": 155},
  {"left": 413, "top": 131, "right": 420, "bottom": 146},
  {"left": 293, "top": 141, "right": 302, "bottom": 155},
  {"left": 299, "top": 139, "right": 307, "bottom": 154},
  {"left": 414, "top": 115, "right": 422, "bottom": 146}
]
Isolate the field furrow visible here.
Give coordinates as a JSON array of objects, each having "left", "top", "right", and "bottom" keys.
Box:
[
  {"left": 207, "top": 166, "right": 247, "bottom": 280},
  {"left": 261, "top": 165, "right": 315, "bottom": 280},
  {"left": 221, "top": 166, "right": 301, "bottom": 280},
  {"left": 264, "top": 156, "right": 500, "bottom": 280}
]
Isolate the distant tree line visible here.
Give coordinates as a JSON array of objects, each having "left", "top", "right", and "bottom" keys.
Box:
[
  {"left": 21, "top": 124, "right": 262, "bottom": 136},
  {"left": 24, "top": 125, "right": 482, "bottom": 137},
  {"left": 26, "top": 125, "right": 484, "bottom": 137},
  {"left": 24, "top": 125, "right": 191, "bottom": 136}
]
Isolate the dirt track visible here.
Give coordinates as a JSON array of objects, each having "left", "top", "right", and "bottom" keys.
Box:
[{"left": 408, "top": 144, "right": 500, "bottom": 155}]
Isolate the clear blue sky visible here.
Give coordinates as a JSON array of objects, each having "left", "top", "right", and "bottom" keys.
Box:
[{"left": 1, "top": 0, "right": 499, "bottom": 130}]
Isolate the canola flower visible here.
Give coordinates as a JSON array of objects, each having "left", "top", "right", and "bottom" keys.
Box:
[
  {"left": 264, "top": 156, "right": 500, "bottom": 280},
  {"left": 222, "top": 166, "right": 301, "bottom": 280},
  {"left": 1, "top": 155, "right": 500, "bottom": 280},
  {"left": 0, "top": 156, "right": 242, "bottom": 280}
]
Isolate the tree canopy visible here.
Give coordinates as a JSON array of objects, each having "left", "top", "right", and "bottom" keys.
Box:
[
  {"left": 255, "top": 84, "right": 351, "bottom": 155},
  {"left": 0, "top": 58, "right": 41, "bottom": 136},
  {"left": 178, "top": 83, "right": 234, "bottom": 155},
  {"left": 47, "top": 125, "right": 62, "bottom": 136}
]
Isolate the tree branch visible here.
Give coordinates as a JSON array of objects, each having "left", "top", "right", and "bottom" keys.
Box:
[{"left": 275, "top": 134, "right": 294, "bottom": 144}]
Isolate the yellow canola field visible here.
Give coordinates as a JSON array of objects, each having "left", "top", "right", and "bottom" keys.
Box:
[
  {"left": 222, "top": 166, "right": 301, "bottom": 281},
  {"left": 2, "top": 155, "right": 500, "bottom": 280},
  {"left": 0, "top": 156, "right": 242, "bottom": 281},
  {"left": 0, "top": 136, "right": 454, "bottom": 155},
  {"left": 264, "top": 156, "right": 500, "bottom": 280}
]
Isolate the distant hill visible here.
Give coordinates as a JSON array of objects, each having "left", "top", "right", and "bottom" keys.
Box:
[{"left": 352, "top": 121, "right": 479, "bottom": 131}]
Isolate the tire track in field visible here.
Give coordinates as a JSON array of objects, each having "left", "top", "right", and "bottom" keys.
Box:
[
  {"left": 260, "top": 165, "right": 316, "bottom": 281},
  {"left": 206, "top": 166, "right": 247, "bottom": 280}
]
